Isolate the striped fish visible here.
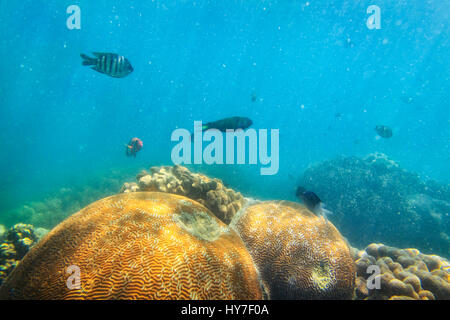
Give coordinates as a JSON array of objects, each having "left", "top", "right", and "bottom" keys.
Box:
[{"left": 80, "top": 52, "right": 133, "bottom": 78}]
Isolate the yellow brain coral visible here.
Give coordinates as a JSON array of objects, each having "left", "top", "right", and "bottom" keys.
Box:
[
  {"left": 0, "top": 192, "right": 263, "bottom": 300},
  {"left": 231, "top": 201, "right": 355, "bottom": 299}
]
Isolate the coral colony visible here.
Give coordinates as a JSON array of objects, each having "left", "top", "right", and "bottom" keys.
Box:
[
  {"left": 1, "top": 165, "right": 449, "bottom": 299},
  {"left": 298, "top": 153, "right": 450, "bottom": 257}
]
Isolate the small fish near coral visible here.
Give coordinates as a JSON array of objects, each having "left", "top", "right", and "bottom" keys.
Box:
[
  {"left": 125, "top": 137, "right": 143, "bottom": 158},
  {"left": 375, "top": 125, "right": 393, "bottom": 138},
  {"left": 80, "top": 52, "right": 133, "bottom": 78},
  {"left": 295, "top": 186, "right": 333, "bottom": 222},
  {"left": 191, "top": 116, "right": 253, "bottom": 140}
]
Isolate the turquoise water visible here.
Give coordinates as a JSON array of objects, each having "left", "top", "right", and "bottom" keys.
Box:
[{"left": 0, "top": 1, "right": 448, "bottom": 249}]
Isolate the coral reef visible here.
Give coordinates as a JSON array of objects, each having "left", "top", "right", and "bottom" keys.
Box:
[
  {"left": 1, "top": 172, "right": 127, "bottom": 229},
  {"left": 0, "top": 192, "right": 263, "bottom": 300},
  {"left": 2, "top": 165, "right": 449, "bottom": 300},
  {"left": 0, "top": 224, "right": 48, "bottom": 286},
  {"left": 231, "top": 201, "right": 355, "bottom": 299},
  {"left": 298, "top": 153, "right": 450, "bottom": 257},
  {"left": 120, "top": 165, "right": 245, "bottom": 224},
  {"left": 352, "top": 243, "right": 450, "bottom": 300}
]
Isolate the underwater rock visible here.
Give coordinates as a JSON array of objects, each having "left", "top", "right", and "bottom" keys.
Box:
[
  {"left": 298, "top": 153, "right": 450, "bottom": 257},
  {"left": 34, "top": 227, "right": 49, "bottom": 240},
  {"left": 0, "top": 223, "right": 42, "bottom": 286},
  {"left": 120, "top": 165, "right": 245, "bottom": 224},
  {"left": 0, "top": 192, "right": 263, "bottom": 300},
  {"left": 231, "top": 201, "right": 355, "bottom": 299},
  {"left": 119, "top": 182, "right": 139, "bottom": 193},
  {"left": 0, "top": 225, "right": 6, "bottom": 239},
  {"left": 353, "top": 243, "right": 450, "bottom": 300}
]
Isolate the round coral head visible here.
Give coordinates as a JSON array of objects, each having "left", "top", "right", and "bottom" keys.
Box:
[
  {"left": 231, "top": 201, "right": 356, "bottom": 299},
  {"left": 0, "top": 192, "right": 263, "bottom": 300}
]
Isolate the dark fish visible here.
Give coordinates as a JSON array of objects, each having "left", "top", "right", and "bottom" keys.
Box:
[
  {"left": 251, "top": 93, "right": 257, "bottom": 102},
  {"left": 375, "top": 125, "right": 393, "bottom": 138},
  {"left": 296, "top": 186, "right": 332, "bottom": 222},
  {"left": 81, "top": 52, "right": 133, "bottom": 78},
  {"left": 192, "top": 116, "right": 253, "bottom": 138}
]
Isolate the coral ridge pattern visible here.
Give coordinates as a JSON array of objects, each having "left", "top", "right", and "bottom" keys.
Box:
[
  {"left": 0, "top": 192, "right": 262, "bottom": 299},
  {"left": 0, "top": 165, "right": 449, "bottom": 300}
]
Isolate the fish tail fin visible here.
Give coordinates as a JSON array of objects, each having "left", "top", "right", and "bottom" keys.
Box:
[
  {"left": 81, "top": 53, "right": 96, "bottom": 66},
  {"left": 320, "top": 206, "right": 333, "bottom": 224},
  {"left": 190, "top": 124, "right": 207, "bottom": 142}
]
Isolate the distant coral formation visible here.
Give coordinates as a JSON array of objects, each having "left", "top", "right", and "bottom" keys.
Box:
[
  {"left": 0, "top": 224, "right": 48, "bottom": 285},
  {"left": 0, "top": 192, "right": 263, "bottom": 300},
  {"left": 352, "top": 243, "right": 450, "bottom": 300},
  {"left": 2, "top": 172, "right": 127, "bottom": 229},
  {"left": 0, "top": 225, "right": 6, "bottom": 240},
  {"left": 299, "top": 153, "right": 450, "bottom": 257},
  {"left": 120, "top": 165, "right": 245, "bottom": 224},
  {"left": 231, "top": 201, "right": 355, "bottom": 299},
  {"left": 2, "top": 164, "right": 450, "bottom": 300}
]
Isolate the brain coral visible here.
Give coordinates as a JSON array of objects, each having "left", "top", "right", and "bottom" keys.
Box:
[
  {"left": 231, "top": 201, "right": 355, "bottom": 299},
  {"left": 0, "top": 192, "right": 263, "bottom": 300},
  {"left": 120, "top": 165, "right": 245, "bottom": 224},
  {"left": 353, "top": 243, "right": 450, "bottom": 300}
]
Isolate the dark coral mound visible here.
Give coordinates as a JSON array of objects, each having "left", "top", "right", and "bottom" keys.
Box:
[
  {"left": 299, "top": 153, "right": 450, "bottom": 257},
  {"left": 232, "top": 201, "right": 355, "bottom": 299},
  {"left": 120, "top": 165, "right": 245, "bottom": 224},
  {"left": 0, "top": 224, "right": 46, "bottom": 285},
  {"left": 352, "top": 243, "right": 450, "bottom": 300},
  {"left": 0, "top": 192, "right": 262, "bottom": 300}
]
